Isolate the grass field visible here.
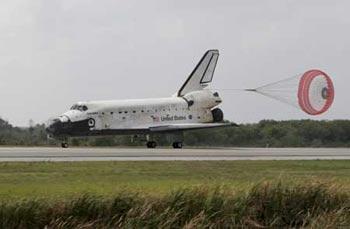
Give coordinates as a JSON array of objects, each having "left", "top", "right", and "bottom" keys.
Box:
[
  {"left": 0, "top": 160, "right": 348, "bottom": 228},
  {"left": 0, "top": 160, "right": 349, "bottom": 199}
]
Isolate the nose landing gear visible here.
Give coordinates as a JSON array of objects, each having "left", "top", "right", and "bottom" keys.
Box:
[
  {"left": 61, "top": 142, "right": 69, "bottom": 148},
  {"left": 146, "top": 141, "right": 157, "bottom": 148},
  {"left": 60, "top": 137, "right": 69, "bottom": 148}
]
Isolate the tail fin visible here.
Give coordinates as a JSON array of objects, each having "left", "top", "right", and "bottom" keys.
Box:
[{"left": 177, "top": 50, "right": 219, "bottom": 96}]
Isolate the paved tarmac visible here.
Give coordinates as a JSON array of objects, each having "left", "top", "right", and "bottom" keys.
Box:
[{"left": 0, "top": 147, "right": 348, "bottom": 161}]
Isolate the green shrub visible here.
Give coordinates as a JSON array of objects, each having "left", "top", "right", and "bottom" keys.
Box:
[{"left": 0, "top": 183, "right": 348, "bottom": 228}]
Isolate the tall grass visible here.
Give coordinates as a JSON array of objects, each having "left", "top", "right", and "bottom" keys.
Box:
[{"left": 0, "top": 182, "right": 348, "bottom": 228}]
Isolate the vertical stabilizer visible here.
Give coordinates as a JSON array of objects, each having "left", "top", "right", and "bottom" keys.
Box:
[{"left": 178, "top": 50, "right": 219, "bottom": 96}]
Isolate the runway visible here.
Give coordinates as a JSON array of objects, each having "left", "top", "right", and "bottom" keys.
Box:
[{"left": 0, "top": 147, "right": 349, "bottom": 161}]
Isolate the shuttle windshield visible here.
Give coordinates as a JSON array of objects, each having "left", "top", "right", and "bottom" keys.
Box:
[{"left": 70, "top": 104, "right": 88, "bottom": 111}]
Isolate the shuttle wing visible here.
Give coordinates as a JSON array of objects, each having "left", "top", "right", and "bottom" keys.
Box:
[{"left": 148, "top": 122, "right": 236, "bottom": 132}]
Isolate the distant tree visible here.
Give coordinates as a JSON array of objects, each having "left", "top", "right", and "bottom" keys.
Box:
[{"left": 0, "top": 117, "right": 349, "bottom": 147}]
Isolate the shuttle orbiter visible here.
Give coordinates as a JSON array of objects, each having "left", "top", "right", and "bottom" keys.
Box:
[{"left": 46, "top": 50, "right": 235, "bottom": 148}]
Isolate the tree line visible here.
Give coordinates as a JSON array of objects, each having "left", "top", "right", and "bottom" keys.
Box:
[{"left": 0, "top": 118, "right": 349, "bottom": 147}]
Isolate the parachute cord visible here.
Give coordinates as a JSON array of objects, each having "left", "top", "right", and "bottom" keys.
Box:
[
  {"left": 254, "top": 90, "right": 299, "bottom": 108},
  {"left": 254, "top": 73, "right": 302, "bottom": 91},
  {"left": 211, "top": 88, "right": 247, "bottom": 91},
  {"left": 213, "top": 73, "right": 302, "bottom": 92},
  {"left": 212, "top": 88, "right": 299, "bottom": 109},
  {"left": 212, "top": 88, "right": 295, "bottom": 92}
]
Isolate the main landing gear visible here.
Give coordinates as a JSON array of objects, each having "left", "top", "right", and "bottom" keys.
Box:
[
  {"left": 146, "top": 132, "right": 184, "bottom": 149},
  {"left": 172, "top": 142, "right": 183, "bottom": 149},
  {"left": 146, "top": 141, "right": 183, "bottom": 149}
]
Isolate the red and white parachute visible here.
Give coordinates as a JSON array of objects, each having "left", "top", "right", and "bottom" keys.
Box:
[{"left": 248, "top": 69, "right": 334, "bottom": 115}]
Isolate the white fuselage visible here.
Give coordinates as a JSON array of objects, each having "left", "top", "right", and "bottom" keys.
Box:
[
  {"left": 45, "top": 49, "right": 233, "bottom": 149},
  {"left": 57, "top": 90, "right": 222, "bottom": 134}
]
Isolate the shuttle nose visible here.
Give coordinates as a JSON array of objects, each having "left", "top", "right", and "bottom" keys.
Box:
[
  {"left": 46, "top": 118, "right": 62, "bottom": 136},
  {"left": 46, "top": 116, "right": 71, "bottom": 136}
]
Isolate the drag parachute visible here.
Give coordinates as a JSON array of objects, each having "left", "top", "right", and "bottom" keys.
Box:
[{"left": 247, "top": 70, "right": 334, "bottom": 115}]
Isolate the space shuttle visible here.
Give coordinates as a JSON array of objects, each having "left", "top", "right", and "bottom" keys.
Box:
[{"left": 46, "top": 50, "right": 235, "bottom": 148}]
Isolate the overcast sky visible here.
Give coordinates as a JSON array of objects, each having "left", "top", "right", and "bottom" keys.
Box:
[{"left": 0, "top": 0, "right": 349, "bottom": 126}]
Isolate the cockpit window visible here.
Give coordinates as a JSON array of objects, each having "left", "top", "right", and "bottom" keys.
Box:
[
  {"left": 70, "top": 104, "right": 78, "bottom": 110},
  {"left": 70, "top": 104, "right": 88, "bottom": 111}
]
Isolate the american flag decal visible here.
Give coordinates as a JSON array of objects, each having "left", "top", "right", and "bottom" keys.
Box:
[{"left": 151, "top": 115, "right": 160, "bottom": 122}]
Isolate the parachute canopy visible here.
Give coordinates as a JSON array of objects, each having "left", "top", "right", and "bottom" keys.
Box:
[{"left": 249, "top": 69, "right": 334, "bottom": 115}]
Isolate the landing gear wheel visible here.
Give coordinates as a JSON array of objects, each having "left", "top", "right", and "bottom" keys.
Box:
[
  {"left": 61, "top": 142, "right": 69, "bottom": 148},
  {"left": 146, "top": 141, "right": 157, "bottom": 148},
  {"left": 172, "top": 142, "right": 183, "bottom": 149}
]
